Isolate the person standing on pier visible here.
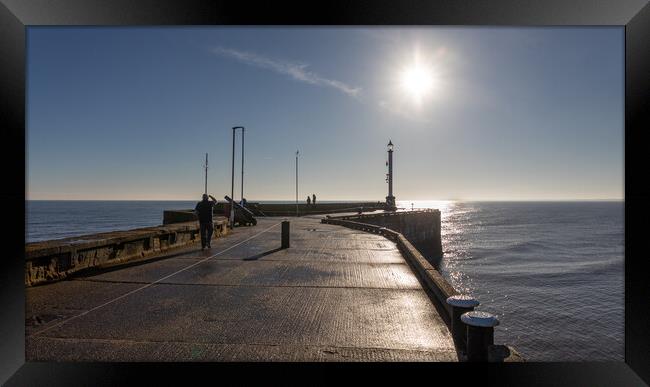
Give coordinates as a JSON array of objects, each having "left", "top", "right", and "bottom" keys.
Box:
[
  {"left": 195, "top": 193, "right": 217, "bottom": 249},
  {"left": 306, "top": 196, "right": 311, "bottom": 205},
  {"left": 312, "top": 194, "right": 316, "bottom": 205}
]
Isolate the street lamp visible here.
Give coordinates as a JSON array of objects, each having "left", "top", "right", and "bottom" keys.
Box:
[
  {"left": 231, "top": 126, "right": 244, "bottom": 228},
  {"left": 203, "top": 153, "right": 208, "bottom": 195},
  {"left": 386, "top": 140, "right": 396, "bottom": 210},
  {"left": 241, "top": 126, "right": 245, "bottom": 207}
]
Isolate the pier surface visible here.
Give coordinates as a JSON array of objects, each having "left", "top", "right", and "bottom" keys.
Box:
[{"left": 26, "top": 216, "right": 457, "bottom": 361}]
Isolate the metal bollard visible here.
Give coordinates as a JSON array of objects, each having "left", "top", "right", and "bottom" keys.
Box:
[
  {"left": 446, "top": 295, "right": 480, "bottom": 351},
  {"left": 281, "top": 221, "right": 290, "bottom": 249},
  {"left": 461, "top": 311, "right": 499, "bottom": 362}
]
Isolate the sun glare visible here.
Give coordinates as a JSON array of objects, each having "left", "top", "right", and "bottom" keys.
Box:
[
  {"left": 401, "top": 65, "right": 434, "bottom": 103},
  {"left": 396, "top": 48, "right": 440, "bottom": 107},
  {"left": 394, "top": 46, "right": 445, "bottom": 108}
]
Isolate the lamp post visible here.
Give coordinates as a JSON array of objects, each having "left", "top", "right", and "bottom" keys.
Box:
[
  {"left": 231, "top": 126, "right": 245, "bottom": 228},
  {"left": 241, "top": 127, "right": 245, "bottom": 207},
  {"left": 295, "top": 149, "right": 299, "bottom": 216},
  {"left": 203, "top": 153, "right": 208, "bottom": 195},
  {"left": 386, "top": 140, "right": 396, "bottom": 210}
]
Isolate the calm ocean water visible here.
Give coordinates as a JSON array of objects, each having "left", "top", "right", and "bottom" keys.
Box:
[
  {"left": 26, "top": 200, "right": 624, "bottom": 361},
  {"left": 399, "top": 200, "right": 623, "bottom": 362},
  {"left": 26, "top": 201, "right": 199, "bottom": 243}
]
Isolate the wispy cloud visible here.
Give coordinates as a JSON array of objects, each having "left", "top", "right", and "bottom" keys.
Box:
[{"left": 211, "top": 47, "right": 361, "bottom": 97}]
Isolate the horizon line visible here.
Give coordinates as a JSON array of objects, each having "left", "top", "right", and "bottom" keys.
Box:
[{"left": 25, "top": 198, "right": 625, "bottom": 202}]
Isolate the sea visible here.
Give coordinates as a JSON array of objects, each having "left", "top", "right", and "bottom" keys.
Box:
[{"left": 25, "top": 199, "right": 624, "bottom": 361}]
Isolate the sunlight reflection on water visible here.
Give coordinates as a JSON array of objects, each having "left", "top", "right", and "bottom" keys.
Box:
[{"left": 396, "top": 200, "right": 624, "bottom": 361}]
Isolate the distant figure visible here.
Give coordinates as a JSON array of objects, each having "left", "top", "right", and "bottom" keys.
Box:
[
  {"left": 195, "top": 193, "right": 217, "bottom": 249},
  {"left": 312, "top": 194, "right": 316, "bottom": 205},
  {"left": 307, "top": 196, "right": 311, "bottom": 205},
  {"left": 411, "top": 203, "right": 414, "bottom": 211}
]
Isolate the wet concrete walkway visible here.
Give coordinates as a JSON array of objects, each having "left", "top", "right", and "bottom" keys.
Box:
[{"left": 26, "top": 216, "right": 457, "bottom": 361}]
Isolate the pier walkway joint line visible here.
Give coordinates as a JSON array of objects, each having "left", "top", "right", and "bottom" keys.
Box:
[{"left": 26, "top": 216, "right": 457, "bottom": 361}]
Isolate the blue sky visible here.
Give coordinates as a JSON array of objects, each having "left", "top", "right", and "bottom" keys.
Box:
[{"left": 27, "top": 27, "right": 624, "bottom": 201}]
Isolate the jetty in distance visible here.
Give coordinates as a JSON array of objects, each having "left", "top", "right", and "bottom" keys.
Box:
[{"left": 24, "top": 141, "right": 522, "bottom": 362}]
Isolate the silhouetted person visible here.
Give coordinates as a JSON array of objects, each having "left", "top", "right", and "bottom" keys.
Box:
[
  {"left": 312, "top": 194, "right": 316, "bottom": 205},
  {"left": 307, "top": 196, "right": 311, "bottom": 205},
  {"left": 195, "top": 193, "right": 217, "bottom": 249}
]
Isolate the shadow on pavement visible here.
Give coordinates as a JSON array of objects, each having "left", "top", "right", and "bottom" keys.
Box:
[
  {"left": 62, "top": 246, "right": 203, "bottom": 283},
  {"left": 242, "top": 247, "right": 283, "bottom": 261}
]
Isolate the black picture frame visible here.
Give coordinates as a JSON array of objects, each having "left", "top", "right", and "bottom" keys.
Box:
[{"left": 2, "top": 0, "right": 648, "bottom": 385}]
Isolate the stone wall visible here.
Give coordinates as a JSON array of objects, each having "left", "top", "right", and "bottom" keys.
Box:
[{"left": 25, "top": 217, "right": 229, "bottom": 286}]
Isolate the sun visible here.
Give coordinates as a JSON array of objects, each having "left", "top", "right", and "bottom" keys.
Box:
[{"left": 400, "top": 64, "right": 435, "bottom": 105}]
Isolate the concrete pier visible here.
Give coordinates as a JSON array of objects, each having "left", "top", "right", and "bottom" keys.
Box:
[
  {"left": 326, "top": 210, "right": 443, "bottom": 266},
  {"left": 25, "top": 216, "right": 458, "bottom": 361}
]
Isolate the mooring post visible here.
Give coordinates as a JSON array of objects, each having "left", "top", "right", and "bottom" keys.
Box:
[
  {"left": 281, "top": 220, "right": 290, "bottom": 249},
  {"left": 446, "top": 295, "right": 480, "bottom": 351},
  {"left": 461, "top": 310, "right": 500, "bottom": 362}
]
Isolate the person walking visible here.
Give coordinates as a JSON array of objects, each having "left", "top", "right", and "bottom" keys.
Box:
[
  {"left": 312, "top": 194, "right": 316, "bottom": 205},
  {"left": 195, "top": 193, "right": 217, "bottom": 249},
  {"left": 306, "top": 196, "right": 311, "bottom": 205}
]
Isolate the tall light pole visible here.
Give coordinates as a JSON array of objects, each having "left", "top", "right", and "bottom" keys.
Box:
[
  {"left": 295, "top": 149, "right": 299, "bottom": 216},
  {"left": 231, "top": 126, "right": 244, "bottom": 228},
  {"left": 240, "top": 127, "right": 245, "bottom": 207},
  {"left": 386, "top": 140, "right": 396, "bottom": 210},
  {"left": 203, "top": 153, "right": 208, "bottom": 195}
]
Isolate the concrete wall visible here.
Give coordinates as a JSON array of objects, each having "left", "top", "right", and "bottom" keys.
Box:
[
  {"left": 321, "top": 215, "right": 455, "bottom": 321},
  {"left": 215, "top": 202, "right": 386, "bottom": 217},
  {"left": 327, "top": 210, "right": 443, "bottom": 266},
  {"left": 162, "top": 203, "right": 386, "bottom": 224},
  {"left": 162, "top": 210, "right": 198, "bottom": 224},
  {"left": 322, "top": 212, "right": 524, "bottom": 362},
  {"left": 25, "top": 217, "right": 229, "bottom": 286}
]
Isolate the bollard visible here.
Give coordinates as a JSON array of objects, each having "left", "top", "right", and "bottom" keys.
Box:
[
  {"left": 461, "top": 311, "right": 499, "bottom": 362},
  {"left": 446, "top": 295, "right": 480, "bottom": 351},
  {"left": 281, "top": 221, "right": 290, "bottom": 249}
]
